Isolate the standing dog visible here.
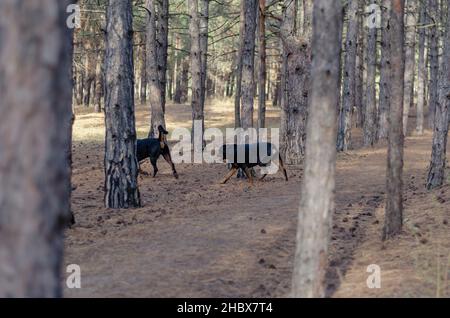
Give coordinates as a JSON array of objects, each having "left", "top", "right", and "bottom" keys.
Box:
[
  {"left": 137, "top": 125, "right": 179, "bottom": 179},
  {"left": 219, "top": 142, "right": 288, "bottom": 184}
]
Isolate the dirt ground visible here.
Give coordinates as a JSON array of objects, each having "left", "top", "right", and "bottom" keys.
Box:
[{"left": 64, "top": 101, "right": 449, "bottom": 298}]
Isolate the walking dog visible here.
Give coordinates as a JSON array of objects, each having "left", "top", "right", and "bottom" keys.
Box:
[
  {"left": 137, "top": 125, "right": 179, "bottom": 179},
  {"left": 219, "top": 142, "right": 288, "bottom": 184}
]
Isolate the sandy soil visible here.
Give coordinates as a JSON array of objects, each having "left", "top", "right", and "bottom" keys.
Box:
[{"left": 64, "top": 102, "right": 449, "bottom": 298}]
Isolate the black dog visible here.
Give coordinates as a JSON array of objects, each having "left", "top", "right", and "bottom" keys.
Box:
[
  {"left": 137, "top": 125, "right": 178, "bottom": 179},
  {"left": 219, "top": 142, "right": 288, "bottom": 184}
]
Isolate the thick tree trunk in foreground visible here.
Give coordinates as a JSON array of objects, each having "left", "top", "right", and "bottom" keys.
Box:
[
  {"left": 416, "top": 2, "right": 427, "bottom": 135},
  {"left": 258, "top": 0, "right": 267, "bottom": 129},
  {"left": 378, "top": 0, "right": 391, "bottom": 139},
  {"left": 426, "top": 2, "right": 450, "bottom": 190},
  {"left": 104, "top": 0, "right": 141, "bottom": 209},
  {"left": 383, "top": 0, "right": 405, "bottom": 240},
  {"left": 0, "top": 0, "right": 73, "bottom": 297},
  {"left": 337, "top": 0, "right": 359, "bottom": 151},
  {"left": 292, "top": 0, "right": 343, "bottom": 298},
  {"left": 240, "top": 0, "right": 258, "bottom": 129},
  {"left": 402, "top": 0, "right": 417, "bottom": 136},
  {"left": 428, "top": 0, "right": 439, "bottom": 129},
  {"left": 189, "top": 0, "right": 204, "bottom": 148},
  {"left": 364, "top": 0, "right": 378, "bottom": 146},
  {"left": 146, "top": 0, "right": 166, "bottom": 137}
]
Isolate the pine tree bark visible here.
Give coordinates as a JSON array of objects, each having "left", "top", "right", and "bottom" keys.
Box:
[
  {"left": 258, "top": 0, "right": 267, "bottom": 129},
  {"left": 383, "top": 0, "right": 405, "bottom": 240},
  {"left": 240, "top": 0, "right": 258, "bottom": 130},
  {"left": 234, "top": 1, "right": 245, "bottom": 128},
  {"left": 140, "top": 33, "right": 148, "bottom": 105},
  {"left": 416, "top": 1, "right": 427, "bottom": 135},
  {"left": 189, "top": 0, "right": 204, "bottom": 147},
  {"left": 156, "top": 0, "right": 169, "bottom": 112},
  {"left": 292, "top": 0, "right": 343, "bottom": 298},
  {"left": 146, "top": 0, "right": 166, "bottom": 137},
  {"left": 337, "top": 0, "right": 359, "bottom": 151},
  {"left": 200, "top": 0, "right": 209, "bottom": 115},
  {"left": 94, "top": 49, "right": 104, "bottom": 113},
  {"left": 402, "top": 0, "right": 417, "bottom": 136},
  {"left": 355, "top": 0, "right": 365, "bottom": 128},
  {"left": 0, "top": 0, "right": 73, "bottom": 297},
  {"left": 426, "top": 2, "right": 450, "bottom": 190},
  {"left": 104, "top": 0, "right": 141, "bottom": 209},
  {"left": 364, "top": 0, "right": 378, "bottom": 146},
  {"left": 378, "top": 0, "right": 392, "bottom": 140},
  {"left": 280, "top": 0, "right": 312, "bottom": 164},
  {"left": 428, "top": 0, "right": 439, "bottom": 129}
]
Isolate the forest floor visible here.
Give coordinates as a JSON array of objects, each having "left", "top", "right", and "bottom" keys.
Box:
[{"left": 64, "top": 101, "right": 449, "bottom": 298}]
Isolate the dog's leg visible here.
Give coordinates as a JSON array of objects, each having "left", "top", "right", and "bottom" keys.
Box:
[
  {"left": 150, "top": 158, "right": 158, "bottom": 178},
  {"left": 162, "top": 148, "right": 179, "bottom": 179},
  {"left": 260, "top": 173, "right": 267, "bottom": 181},
  {"left": 279, "top": 154, "right": 288, "bottom": 181},
  {"left": 243, "top": 167, "right": 254, "bottom": 185},
  {"left": 220, "top": 166, "right": 238, "bottom": 184}
]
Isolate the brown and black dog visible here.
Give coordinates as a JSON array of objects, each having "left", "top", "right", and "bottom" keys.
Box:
[
  {"left": 219, "top": 142, "right": 288, "bottom": 184},
  {"left": 137, "top": 125, "right": 178, "bottom": 179}
]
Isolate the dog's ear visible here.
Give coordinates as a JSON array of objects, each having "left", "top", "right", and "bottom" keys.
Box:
[{"left": 158, "top": 125, "right": 169, "bottom": 135}]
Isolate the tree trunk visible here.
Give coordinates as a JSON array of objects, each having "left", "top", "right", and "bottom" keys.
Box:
[
  {"left": 94, "top": 49, "right": 104, "bottom": 113},
  {"left": 140, "top": 33, "right": 148, "bottom": 105},
  {"left": 189, "top": 0, "right": 204, "bottom": 148},
  {"left": 426, "top": 1, "right": 450, "bottom": 190},
  {"left": 363, "top": 0, "right": 378, "bottom": 146},
  {"left": 234, "top": 1, "right": 245, "bottom": 128},
  {"left": 0, "top": 0, "right": 73, "bottom": 297},
  {"left": 76, "top": 68, "right": 84, "bottom": 105},
  {"left": 104, "top": 0, "right": 141, "bottom": 209},
  {"left": 355, "top": 0, "right": 365, "bottom": 128},
  {"left": 258, "top": 0, "right": 267, "bottom": 129},
  {"left": 383, "top": 0, "right": 405, "bottom": 240},
  {"left": 200, "top": 0, "right": 210, "bottom": 115},
  {"left": 173, "top": 34, "right": 184, "bottom": 104},
  {"left": 280, "top": 0, "right": 312, "bottom": 164},
  {"left": 337, "top": 0, "right": 359, "bottom": 151},
  {"left": 416, "top": 0, "right": 427, "bottom": 135},
  {"left": 428, "top": 0, "right": 439, "bottom": 129},
  {"left": 378, "top": 0, "right": 392, "bottom": 140},
  {"left": 156, "top": 0, "right": 169, "bottom": 112},
  {"left": 292, "top": 0, "right": 343, "bottom": 298},
  {"left": 146, "top": 0, "right": 166, "bottom": 137},
  {"left": 402, "top": 0, "right": 417, "bottom": 136},
  {"left": 240, "top": 0, "right": 258, "bottom": 129}
]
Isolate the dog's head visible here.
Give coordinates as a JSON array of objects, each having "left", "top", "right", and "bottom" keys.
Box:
[
  {"left": 158, "top": 125, "right": 169, "bottom": 135},
  {"left": 158, "top": 125, "right": 169, "bottom": 148}
]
